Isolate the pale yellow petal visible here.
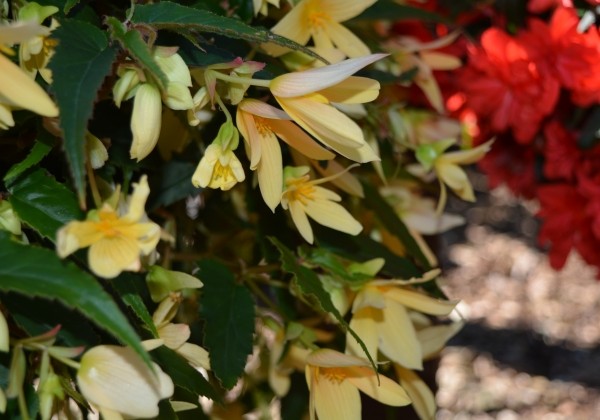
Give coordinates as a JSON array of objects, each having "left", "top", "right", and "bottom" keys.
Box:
[
  {"left": 288, "top": 200, "right": 313, "bottom": 244},
  {"left": 418, "top": 322, "right": 463, "bottom": 360},
  {"left": 352, "top": 287, "right": 385, "bottom": 312},
  {"left": 312, "top": 160, "right": 364, "bottom": 197},
  {"left": 0, "top": 53, "right": 58, "bottom": 117},
  {"left": 124, "top": 175, "right": 150, "bottom": 222},
  {"left": 56, "top": 221, "right": 104, "bottom": 258},
  {"left": 191, "top": 144, "right": 219, "bottom": 188},
  {"left": 236, "top": 109, "right": 262, "bottom": 169},
  {"left": 304, "top": 196, "right": 362, "bottom": 236},
  {"left": 307, "top": 348, "right": 370, "bottom": 368},
  {"left": 385, "top": 288, "right": 457, "bottom": 316},
  {"left": 270, "top": 53, "right": 387, "bottom": 98},
  {"left": 313, "top": 377, "right": 361, "bottom": 420},
  {"left": 154, "top": 50, "right": 192, "bottom": 86},
  {"left": 163, "top": 82, "right": 193, "bottom": 110},
  {"left": 321, "top": 0, "right": 377, "bottom": 21},
  {"left": 346, "top": 367, "right": 411, "bottom": 406},
  {"left": 239, "top": 98, "right": 290, "bottom": 120},
  {"left": 325, "top": 20, "right": 371, "bottom": 58},
  {"left": 396, "top": 365, "right": 436, "bottom": 420},
  {"left": 130, "top": 84, "right": 162, "bottom": 161},
  {"left": 264, "top": 1, "right": 311, "bottom": 56},
  {"left": 269, "top": 119, "right": 335, "bottom": 160},
  {"left": 441, "top": 140, "right": 493, "bottom": 165},
  {"left": 420, "top": 51, "right": 461, "bottom": 70},
  {"left": 436, "top": 162, "right": 474, "bottom": 201},
  {"left": 257, "top": 130, "right": 283, "bottom": 212},
  {"left": 378, "top": 299, "right": 423, "bottom": 369},
  {"left": 88, "top": 236, "right": 140, "bottom": 278},
  {"left": 331, "top": 140, "right": 380, "bottom": 163},
  {"left": 177, "top": 343, "right": 211, "bottom": 370},
  {"left": 277, "top": 96, "right": 365, "bottom": 151},
  {"left": 0, "top": 311, "right": 8, "bottom": 352},
  {"left": 415, "top": 74, "right": 444, "bottom": 114},
  {"left": 346, "top": 307, "right": 379, "bottom": 359},
  {"left": 319, "top": 76, "right": 380, "bottom": 103},
  {"left": 159, "top": 323, "right": 190, "bottom": 350}
]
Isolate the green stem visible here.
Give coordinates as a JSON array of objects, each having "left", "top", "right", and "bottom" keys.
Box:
[
  {"left": 86, "top": 161, "right": 102, "bottom": 208},
  {"left": 17, "top": 389, "right": 30, "bottom": 420},
  {"left": 245, "top": 278, "right": 286, "bottom": 319}
]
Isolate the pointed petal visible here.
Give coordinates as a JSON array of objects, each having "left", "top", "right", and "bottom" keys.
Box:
[
  {"left": 263, "top": 1, "right": 311, "bottom": 56},
  {"left": 307, "top": 348, "right": 371, "bottom": 368},
  {"left": 0, "top": 21, "right": 49, "bottom": 44},
  {"left": 239, "top": 98, "right": 290, "bottom": 120},
  {"left": 177, "top": 343, "right": 211, "bottom": 370},
  {"left": 415, "top": 74, "right": 444, "bottom": 114},
  {"left": 396, "top": 365, "right": 436, "bottom": 420},
  {"left": 257, "top": 130, "right": 283, "bottom": 211},
  {"left": 236, "top": 109, "right": 262, "bottom": 169},
  {"left": 420, "top": 51, "right": 461, "bottom": 70},
  {"left": 313, "top": 376, "right": 361, "bottom": 420},
  {"left": 159, "top": 323, "right": 190, "bottom": 350},
  {"left": 304, "top": 195, "right": 362, "bottom": 236},
  {"left": 378, "top": 300, "right": 423, "bottom": 369},
  {"left": 312, "top": 160, "right": 364, "bottom": 197},
  {"left": 418, "top": 322, "right": 463, "bottom": 360},
  {"left": 88, "top": 236, "right": 140, "bottom": 279},
  {"left": 436, "top": 162, "right": 474, "bottom": 201},
  {"left": 441, "top": 140, "right": 493, "bottom": 165},
  {"left": 352, "top": 287, "right": 386, "bottom": 312},
  {"left": 163, "top": 82, "right": 193, "bottom": 110},
  {"left": 331, "top": 139, "right": 380, "bottom": 163},
  {"left": 124, "top": 175, "right": 150, "bottom": 222},
  {"left": 319, "top": 76, "right": 380, "bottom": 103},
  {"left": 346, "top": 307, "right": 380, "bottom": 359},
  {"left": 346, "top": 367, "right": 411, "bottom": 406},
  {"left": 325, "top": 20, "right": 371, "bottom": 58},
  {"left": 288, "top": 200, "right": 314, "bottom": 243},
  {"left": 269, "top": 119, "right": 335, "bottom": 160},
  {"left": 0, "top": 53, "right": 58, "bottom": 117},
  {"left": 270, "top": 53, "right": 387, "bottom": 98},
  {"left": 384, "top": 289, "right": 457, "bottom": 316},
  {"left": 322, "top": 0, "right": 378, "bottom": 21}
]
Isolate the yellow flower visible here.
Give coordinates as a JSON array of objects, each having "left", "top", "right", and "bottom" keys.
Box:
[
  {"left": 152, "top": 293, "right": 211, "bottom": 370},
  {"left": 306, "top": 349, "right": 410, "bottom": 420},
  {"left": 76, "top": 345, "right": 174, "bottom": 419},
  {"left": 253, "top": 0, "right": 280, "bottom": 16},
  {"left": 281, "top": 166, "right": 362, "bottom": 244},
  {"left": 192, "top": 121, "right": 245, "bottom": 191},
  {"left": 56, "top": 176, "right": 161, "bottom": 279},
  {"left": 130, "top": 83, "right": 162, "bottom": 161},
  {"left": 346, "top": 270, "right": 457, "bottom": 370},
  {"left": 265, "top": 0, "right": 377, "bottom": 58},
  {"left": 237, "top": 98, "right": 334, "bottom": 211},
  {"left": 18, "top": 2, "right": 59, "bottom": 83},
  {"left": 270, "top": 53, "right": 385, "bottom": 162},
  {"left": 0, "top": 21, "right": 58, "bottom": 124}
]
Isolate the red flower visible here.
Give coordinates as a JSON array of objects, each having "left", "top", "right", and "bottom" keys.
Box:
[
  {"left": 460, "top": 28, "right": 560, "bottom": 144},
  {"left": 542, "top": 121, "right": 581, "bottom": 181},
  {"left": 477, "top": 134, "right": 538, "bottom": 199},
  {"left": 528, "top": 0, "right": 573, "bottom": 13},
  {"left": 537, "top": 184, "right": 600, "bottom": 270}
]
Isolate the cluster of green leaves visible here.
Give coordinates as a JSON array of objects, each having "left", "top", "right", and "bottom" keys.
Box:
[{"left": 0, "top": 0, "right": 448, "bottom": 418}]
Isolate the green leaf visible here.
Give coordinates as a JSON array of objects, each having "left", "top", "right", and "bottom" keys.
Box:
[
  {"left": 0, "top": 232, "right": 151, "bottom": 367},
  {"left": 48, "top": 19, "right": 118, "bottom": 204},
  {"left": 3, "top": 138, "right": 53, "bottom": 182},
  {"left": 110, "top": 273, "right": 158, "bottom": 337},
  {"left": 361, "top": 180, "right": 431, "bottom": 270},
  {"left": 106, "top": 17, "right": 168, "bottom": 88},
  {"left": 299, "top": 247, "right": 371, "bottom": 285},
  {"left": 7, "top": 168, "right": 83, "bottom": 242},
  {"left": 198, "top": 260, "right": 255, "bottom": 390},
  {"left": 269, "top": 237, "right": 378, "bottom": 373},
  {"left": 132, "top": 2, "right": 326, "bottom": 62},
  {"left": 354, "top": 0, "right": 448, "bottom": 22},
  {"left": 153, "top": 346, "right": 221, "bottom": 402},
  {"left": 64, "top": 0, "right": 80, "bottom": 14},
  {"left": 148, "top": 160, "right": 198, "bottom": 210}
]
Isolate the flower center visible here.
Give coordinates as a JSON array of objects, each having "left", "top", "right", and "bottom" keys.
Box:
[
  {"left": 95, "top": 211, "right": 121, "bottom": 237},
  {"left": 319, "top": 367, "right": 348, "bottom": 384},
  {"left": 285, "top": 177, "right": 315, "bottom": 205},
  {"left": 212, "top": 161, "right": 235, "bottom": 184},
  {"left": 307, "top": 10, "right": 331, "bottom": 30}
]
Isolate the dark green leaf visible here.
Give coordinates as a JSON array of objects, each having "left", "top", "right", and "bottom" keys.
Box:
[
  {"left": 153, "top": 346, "right": 221, "bottom": 402},
  {"left": 110, "top": 273, "right": 158, "bottom": 337},
  {"left": 361, "top": 180, "right": 431, "bottom": 270},
  {"left": 198, "top": 260, "right": 255, "bottom": 390},
  {"left": 106, "top": 17, "right": 168, "bottom": 88},
  {"left": 3, "top": 138, "right": 53, "bottom": 182},
  {"left": 48, "top": 20, "right": 118, "bottom": 204},
  {"left": 148, "top": 160, "right": 198, "bottom": 210},
  {"left": 64, "top": 0, "right": 80, "bottom": 14},
  {"left": 0, "top": 232, "right": 151, "bottom": 367},
  {"left": 8, "top": 168, "right": 83, "bottom": 242},
  {"left": 269, "top": 237, "right": 378, "bottom": 373},
  {"left": 299, "top": 247, "right": 371, "bottom": 285},
  {"left": 132, "top": 2, "right": 326, "bottom": 62},
  {"left": 354, "top": 0, "right": 448, "bottom": 23}
]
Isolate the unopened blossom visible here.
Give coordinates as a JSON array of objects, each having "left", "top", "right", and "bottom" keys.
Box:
[
  {"left": 56, "top": 176, "right": 161, "bottom": 278},
  {"left": 270, "top": 54, "right": 385, "bottom": 162},
  {"left": 18, "top": 2, "right": 58, "bottom": 83},
  {"left": 77, "top": 345, "right": 174, "bottom": 419},
  {"left": 306, "top": 349, "right": 410, "bottom": 420},
  {"left": 146, "top": 265, "right": 204, "bottom": 302},
  {"left": 202, "top": 57, "right": 265, "bottom": 105},
  {"left": 0, "top": 21, "right": 58, "bottom": 126},
  {"left": 265, "top": 0, "right": 377, "bottom": 58},
  {"left": 192, "top": 120, "right": 245, "bottom": 190},
  {"left": 281, "top": 166, "right": 362, "bottom": 244},
  {"left": 0, "top": 200, "right": 21, "bottom": 235},
  {"left": 237, "top": 98, "right": 334, "bottom": 210},
  {"left": 346, "top": 270, "right": 457, "bottom": 370}
]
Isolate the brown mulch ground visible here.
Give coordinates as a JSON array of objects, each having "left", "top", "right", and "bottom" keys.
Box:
[{"left": 435, "top": 183, "right": 600, "bottom": 419}]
